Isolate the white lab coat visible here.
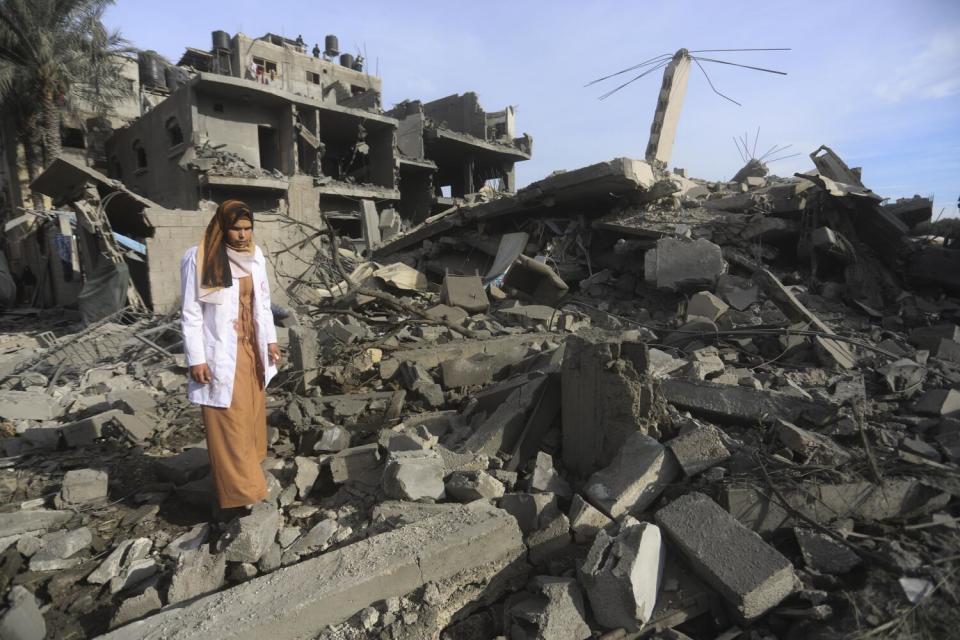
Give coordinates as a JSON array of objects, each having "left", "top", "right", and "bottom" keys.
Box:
[{"left": 180, "top": 245, "right": 278, "bottom": 408}]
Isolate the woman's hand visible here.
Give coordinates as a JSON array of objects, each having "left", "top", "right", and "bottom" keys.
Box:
[
  {"left": 190, "top": 363, "right": 212, "bottom": 384},
  {"left": 268, "top": 343, "right": 282, "bottom": 366}
]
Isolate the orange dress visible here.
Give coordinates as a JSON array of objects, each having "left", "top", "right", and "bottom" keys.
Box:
[{"left": 201, "top": 275, "right": 268, "bottom": 508}]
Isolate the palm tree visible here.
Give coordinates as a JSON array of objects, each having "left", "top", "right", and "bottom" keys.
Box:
[{"left": 0, "top": 0, "right": 130, "bottom": 176}]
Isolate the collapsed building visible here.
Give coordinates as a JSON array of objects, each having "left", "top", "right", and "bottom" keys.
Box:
[{"left": 2, "top": 29, "right": 960, "bottom": 640}]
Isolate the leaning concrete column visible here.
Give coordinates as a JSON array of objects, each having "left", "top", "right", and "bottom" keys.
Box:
[{"left": 644, "top": 49, "right": 691, "bottom": 167}]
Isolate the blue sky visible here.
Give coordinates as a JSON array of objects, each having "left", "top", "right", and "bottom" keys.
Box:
[{"left": 104, "top": 0, "right": 960, "bottom": 217}]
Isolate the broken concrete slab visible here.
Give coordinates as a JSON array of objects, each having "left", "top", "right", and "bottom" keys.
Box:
[
  {"left": 914, "top": 389, "right": 960, "bottom": 418},
  {"left": 568, "top": 494, "right": 613, "bottom": 543},
  {"left": 660, "top": 378, "right": 835, "bottom": 425},
  {"left": 222, "top": 503, "right": 281, "bottom": 564},
  {"left": 686, "top": 291, "right": 729, "bottom": 322},
  {"left": 60, "top": 410, "right": 123, "bottom": 447},
  {"left": 293, "top": 456, "right": 319, "bottom": 500},
  {"left": 655, "top": 492, "right": 797, "bottom": 621},
  {"left": 644, "top": 237, "right": 726, "bottom": 291},
  {"left": 584, "top": 432, "right": 679, "bottom": 518},
  {"left": 0, "top": 510, "right": 72, "bottom": 539},
  {"left": 55, "top": 468, "right": 108, "bottom": 507},
  {"left": 287, "top": 519, "right": 338, "bottom": 557},
  {"left": 382, "top": 450, "right": 445, "bottom": 501},
  {"left": 794, "top": 528, "right": 860, "bottom": 575},
  {"left": 0, "top": 390, "right": 63, "bottom": 421},
  {"left": 462, "top": 374, "right": 547, "bottom": 457},
  {"left": 529, "top": 452, "right": 572, "bottom": 498},
  {"left": 153, "top": 448, "right": 210, "bottom": 485},
  {"left": 110, "top": 586, "right": 162, "bottom": 629},
  {"left": 580, "top": 518, "right": 664, "bottom": 631},
  {"left": 502, "top": 254, "right": 569, "bottom": 305},
  {"left": 88, "top": 538, "right": 152, "bottom": 585},
  {"left": 442, "top": 274, "right": 489, "bottom": 313},
  {"left": 109, "top": 412, "right": 156, "bottom": 442},
  {"left": 775, "top": 419, "right": 851, "bottom": 465},
  {"left": 30, "top": 527, "right": 93, "bottom": 572},
  {"left": 527, "top": 511, "right": 572, "bottom": 567},
  {"left": 313, "top": 426, "right": 352, "bottom": 453},
  {"left": 100, "top": 502, "right": 528, "bottom": 640},
  {"left": 445, "top": 470, "right": 505, "bottom": 502},
  {"left": 109, "top": 557, "right": 158, "bottom": 595},
  {"left": 329, "top": 443, "right": 382, "bottom": 486},
  {"left": 498, "top": 492, "right": 561, "bottom": 536},
  {"left": 504, "top": 576, "right": 591, "bottom": 640},
  {"left": 665, "top": 420, "right": 730, "bottom": 476},
  {"left": 0, "top": 585, "right": 46, "bottom": 640},
  {"left": 167, "top": 544, "right": 227, "bottom": 605}
]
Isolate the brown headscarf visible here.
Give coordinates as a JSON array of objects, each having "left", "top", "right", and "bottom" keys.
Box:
[{"left": 196, "top": 200, "right": 254, "bottom": 299}]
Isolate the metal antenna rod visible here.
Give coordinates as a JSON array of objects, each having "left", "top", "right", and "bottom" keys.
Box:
[
  {"left": 752, "top": 126, "right": 760, "bottom": 158},
  {"left": 598, "top": 61, "right": 670, "bottom": 100},
  {"left": 689, "top": 48, "right": 792, "bottom": 53},
  {"left": 584, "top": 53, "right": 673, "bottom": 87},
  {"left": 693, "top": 57, "right": 741, "bottom": 106},
  {"left": 766, "top": 152, "right": 802, "bottom": 163},
  {"left": 733, "top": 136, "right": 747, "bottom": 162},
  {"left": 692, "top": 56, "right": 788, "bottom": 75}
]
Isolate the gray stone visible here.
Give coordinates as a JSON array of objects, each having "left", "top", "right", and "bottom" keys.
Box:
[
  {"left": 288, "top": 519, "right": 338, "bottom": 556},
  {"left": 314, "top": 427, "right": 351, "bottom": 452},
  {"left": 329, "top": 444, "right": 382, "bottom": 486},
  {"left": 163, "top": 524, "right": 211, "bottom": 558},
  {"left": 293, "top": 456, "right": 319, "bottom": 500},
  {"left": 167, "top": 545, "right": 226, "bottom": 605},
  {"left": 15, "top": 536, "right": 42, "bottom": 558},
  {"left": 445, "top": 470, "right": 505, "bottom": 502},
  {"left": 527, "top": 513, "right": 572, "bottom": 566},
  {"left": 666, "top": 420, "right": 731, "bottom": 476},
  {"left": 794, "top": 528, "right": 861, "bottom": 575},
  {"left": 581, "top": 518, "right": 664, "bottom": 630},
  {"left": 0, "top": 510, "right": 71, "bottom": 538},
  {"left": 154, "top": 448, "right": 210, "bottom": 485},
  {"left": 110, "top": 413, "right": 156, "bottom": 442},
  {"left": 568, "top": 494, "right": 613, "bottom": 544},
  {"left": 498, "top": 493, "right": 561, "bottom": 536},
  {"left": 277, "top": 527, "right": 301, "bottom": 549},
  {"left": 257, "top": 543, "right": 282, "bottom": 573},
  {"left": 442, "top": 274, "right": 489, "bottom": 314},
  {"left": 914, "top": 389, "right": 960, "bottom": 418},
  {"left": 56, "top": 468, "right": 108, "bottom": 507},
  {"left": 382, "top": 450, "right": 445, "bottom": 501},
  {"left": 110, "top": 586, "right": 162, "bottom": 629},
  {"left": 96, "top": 502, "right": 527, "bottom": 640},
  {"left": 655, "top": 492, "right": 797, "bottom": 620},
  {"left": 88, "top": 537, "right": 152, "bottom": 584},
  {"left": 0, "top": 586, "right": 45, "bottom": 640},
  {"left": 109, "top": 558, "right": 158, "bottom": 594},
  {"left": 686, "top": 291, "right": 729, "bottom": 322},
  {"left": 60, "top": 410, "right": 122, "bottom": 447},
  {"left": 585, "top": 432, "right": 679, "bottom": 518},
  {"left": 505, "top": 576, "right": 591, "bottom": 640},
  {"left": 30, "top": 527, "right": 92, "bottom": 572},
  {"left": 529, "top": 452, "right": 572, "bottom": 498},
  {"left": 0, "top": 390, "right": 63, "bottom": 420},
  {"left": 223, "top": 503, "right": 281, "bottom": 563},
  {"left": 644, "top": 237, "right": 725, "bottom": 290},
  {"left": 775, "top": 420, "right": 851, "bottom": 465}
]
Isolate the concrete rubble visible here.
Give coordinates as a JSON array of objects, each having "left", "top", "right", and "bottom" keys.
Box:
[{"left": 0, "top": 31, "right": 958, "bottom": 640}]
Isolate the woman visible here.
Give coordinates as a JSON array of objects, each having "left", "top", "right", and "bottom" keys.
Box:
[{"left": 180, "top": 200, "right": 281, "bottom": 510}]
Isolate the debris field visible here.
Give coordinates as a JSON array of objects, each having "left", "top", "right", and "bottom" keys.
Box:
[{"left": 1, "top": 145, "right": 960, "bottom": 640}]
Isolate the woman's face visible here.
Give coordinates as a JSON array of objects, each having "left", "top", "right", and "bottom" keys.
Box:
[{"left": 226, "top": 217, "right": 253, "bottom": 249}]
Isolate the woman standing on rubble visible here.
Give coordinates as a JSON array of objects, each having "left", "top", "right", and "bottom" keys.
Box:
[{"left": 180, "top": 200, "right": 281, "bottom": 512}]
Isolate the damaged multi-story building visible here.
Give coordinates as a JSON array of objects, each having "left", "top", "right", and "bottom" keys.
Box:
[{"left": 11, "top": 29, "right": 531, "bottom": 316}]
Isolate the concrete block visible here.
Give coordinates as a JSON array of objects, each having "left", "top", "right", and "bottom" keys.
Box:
[
  {"left": 99, "top": 502, "right": 528, "bottom": 640},
  {"left": 30, "top": 527, "right": 92, "bottom": 572},
  {"left": 360, "top": 200, "right": 381, "bottom": 250},
  {"left": 794, "top": 528, "right": 860, "bottom": 575},
  {"left": 0, "top": 390, "right": 63, "bottom": 421},
  {"left": 60, "top": 410, "right": 122, "bottom": 447},
  {"left": 529, "top": 451, "right": 572, "bottom": 498},
  {"left": 498, "top": 493, "right": 561, "bottom": 535},
  {"left": 660, "top": 378, "right": 835, "bottom": 425},
  {"left": 585, "top": 432, "right": 679, "bottom": 518},
  {"left": 110, "top": 586, "right": 162, "bottom": 629},
  {"left": 686, "top": 291, "right": 729, "bottom": 322},
  {"left": 0, "top": 585, "right": 45, "bottom": 640},
  {"left": 110, "top": 413, "right": 156, "bottom": 442},
  {"left": 288, "top": 325, "right": 318, "bottom": 394},
  {"left": 908, "top": 324, "right": 960, "bottom": 350},
  {"left": 222, "top": 503, "right": 281, "bottom": 563},
  {"left": 666, "top": 420, "right": 730, "bottom": 476},
  {"left": 581, "top": 518, "right": 664, "bottom": 631},
  {"left": 527, "top": 513, "right": 572, "bottom": 567},
  {"left": 0, "top": 510, "right": 72, "bottom": 539},
  {"left": 314, "top": 427, "right": 351, "bottom": 452},
  {"left": 329, "top": 443, "right": 382, "bottom": 486},
  {"left": 442, "top": 274, "right": 489, "bottom": 314},
  {"left": 504, "top": 576, "right": 590, "bottom": 640},
  {"left": 775, "top": 419, "right": 851, "bottom": 465},
  {"left": 55, "top": 468, "right": 108, "bottom": 507},
  {"left": 109, "top": 558, "right": 158, "bottom": 595},
  {"left": 288, "top": 519, "right": 338, "bottom": 557},
  {"left": 655, "top": 492, "right": 797, "bottom": 620},
  {"left": 168, "top": 544, "right": 226, "bottom": 605},
  {"left": 88, "top": 538, "right": 152, "bottom": 584},
  {"left": 445, "top": 470, "right": 505, "bottom": 502},
  {"left": 644, "top": 237, "right": 725, "bottom": 291},
  {"left": 568, "top": 494, "right": 614, "bottom": 543},
  {"left": 293, "top": 456, "right": 319, "bottom": 499},
  {"left": 382, "top": 450, "right": 445, "bottom": 501}
]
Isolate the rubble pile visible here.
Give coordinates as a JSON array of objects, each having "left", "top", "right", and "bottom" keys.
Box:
[
  {"left": 188, "top": 140, "right": 285, "bottom": 180},
  {"left": 1, "top": 146, "right": 959, "bottom": 639}
]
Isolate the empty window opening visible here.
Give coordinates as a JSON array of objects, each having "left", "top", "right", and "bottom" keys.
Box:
[
  {"left": 61, "top": 127, "right": 85, "bottom": 149},
  {"left": 257, "top": 126, "right": 280, "bottom": 172},
  {"left": 110, "top": 156, "right": 122, "bottom": 180},
  {"left": 165, "top": 117, "right": 184, "bottom": 147},
  {"left": 306, "top": 71, "right": 320, "bottom": 85},
  {"left": 440, "top": 185, "right": 452, "bottom": 198},
  {"left": 133, "top": 140, "right": 147, "bottom": 169}
]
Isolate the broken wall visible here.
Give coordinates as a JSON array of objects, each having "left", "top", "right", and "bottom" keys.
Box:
[
  {"left": 194, "top": 90, "right": 288, "bottom": 172},
  {"left": 423, "top": 93, "right": 485, "bottom": 138}
]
